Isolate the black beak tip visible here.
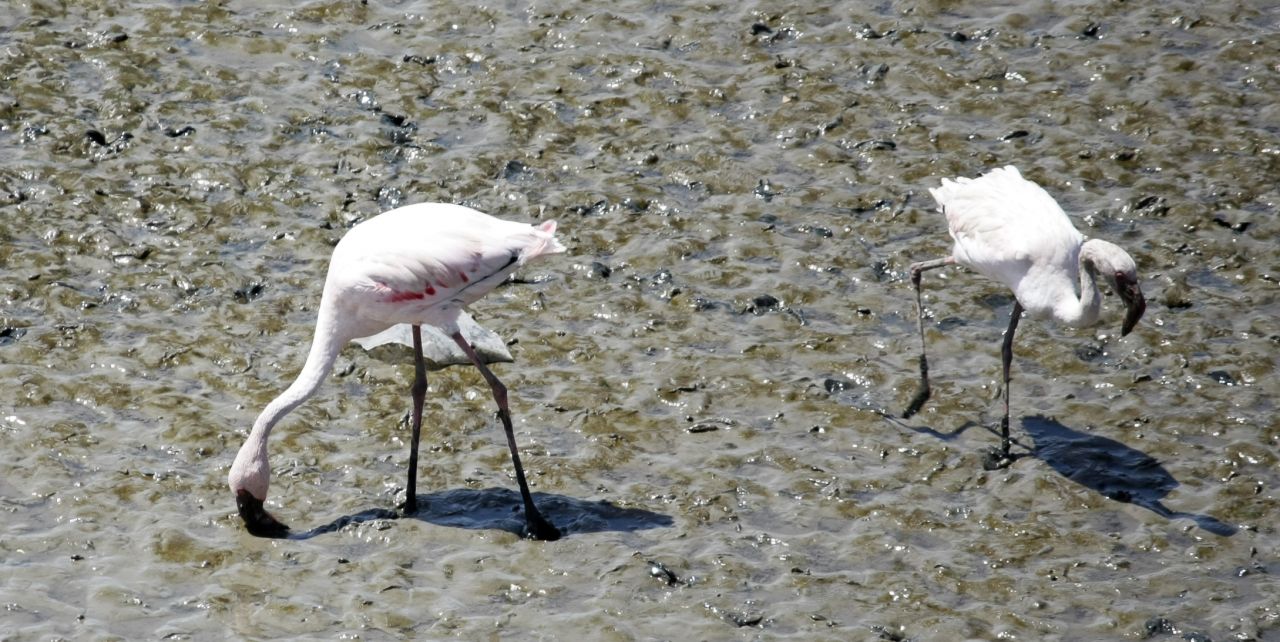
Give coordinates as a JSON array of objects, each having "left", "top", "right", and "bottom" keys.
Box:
[
  {"left": 236, "top": 490, "right": 291, "bottom": 539},
  {"left": 1120, "top": 284, "right": 1146, "bottom": 336}
]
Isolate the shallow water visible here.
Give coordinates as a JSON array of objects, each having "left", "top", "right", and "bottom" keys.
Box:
[{"left": 2, "top": 1, "right": 1277, "bottom": 640}]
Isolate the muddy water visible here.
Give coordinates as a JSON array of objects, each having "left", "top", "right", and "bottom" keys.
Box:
[{"left": 2, "top": 1, "right": 1277, "bottom": 639}]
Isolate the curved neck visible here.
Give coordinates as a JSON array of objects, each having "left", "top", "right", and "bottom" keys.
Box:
[
  {"left": 231, "top": 298, "right": 348, "bottom": 497},
  {"left": 1055, "top": 242, "right": 1104, "bottom": 327}
]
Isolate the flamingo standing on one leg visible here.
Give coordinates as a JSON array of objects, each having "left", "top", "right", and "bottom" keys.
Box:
[
  {"left": 229, "top": 203, "right": 566, "bottom": 540},
  {"left": 902, "top": 166, "right": 1146, "bottom": 469}
]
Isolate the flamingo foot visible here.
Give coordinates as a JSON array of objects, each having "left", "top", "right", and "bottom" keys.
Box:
[
  {"left": 902, "top": 385, "right": 931, "bottom": 419},
  {"left": 398, "top": 496, "right": 419, "bottom": 516},
  {"left": 236, "top": 490, "right": 291, "bottom": 538},
  {"left": 982, "top": 446, "right": 1015, "bottom": 471},
  {"left": 522, "top": 510, "right": 562, "bottom": 542}
]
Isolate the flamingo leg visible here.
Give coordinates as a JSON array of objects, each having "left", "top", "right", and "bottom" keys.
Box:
[
  {"left": 402, "top": 325, "right": 428, "bottom": 515},
  {"left": 450, "top": 331, "right": 562, "bottom": 541},
  {"left": 985, "top": 300, "right": 1023, "bottom": 470},
  {"left": 903, "top": 257, "right": 955, "bottom": 418}
]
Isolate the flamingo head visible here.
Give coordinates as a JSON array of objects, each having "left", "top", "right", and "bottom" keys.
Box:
[
  {"left": 235, "top": 490, "right": 290, "bottom": 538},
  {"left": 229, "top": 441, "right": 290, "bottom": 538},
  {"left": 1087, "top": 240, "right": 1145, "bottom": 336}
]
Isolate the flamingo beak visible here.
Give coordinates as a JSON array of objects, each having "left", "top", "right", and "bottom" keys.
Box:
[
  {"left": 236, "top": 489, "right": 291, "bottom": 538},
  {"left": 1118, "top": 277, "right": 1146, "bottom": 336}
]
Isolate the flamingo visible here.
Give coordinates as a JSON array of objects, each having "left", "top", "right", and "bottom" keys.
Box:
[
  {"left": 229, "top": 203, "right": 566, "bottom": 540},
  {"left": 902, "top": 166, "right": 1146, "bottom": 469}
]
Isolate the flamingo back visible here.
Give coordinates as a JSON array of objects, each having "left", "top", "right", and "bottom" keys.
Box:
[
  {"left": 325, "top": 203, "right": 565, "bottom": 334},
  {"left": 930, "top": 166, "right": 1085, "bottom": 318}
]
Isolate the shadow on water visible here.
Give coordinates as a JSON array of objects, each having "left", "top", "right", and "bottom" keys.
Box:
[
  {"left": 1020, "top": 415, "right": 1237, "bottom": 537},
  {"left": 878, "top": 408, "right": 1236, "bottom": 537},
  {"left": 289, "top": 488, "right": 674, "bottom": 540}
]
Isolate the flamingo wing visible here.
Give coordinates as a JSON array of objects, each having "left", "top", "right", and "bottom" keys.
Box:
[
  {"left": 326, "top": 203, "right": 563, "bottom": 330},
  {"left": 931, "top": 166, "right": 1084, "bottom": 303}
]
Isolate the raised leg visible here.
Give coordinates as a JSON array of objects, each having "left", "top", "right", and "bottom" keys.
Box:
[
  {"left": 451, "top": 331, "right": 561, "bottom": 541},
  {"left": 984, "top": 300, "right": 1023, "bottom": 470},
  {"left": 903, "top": 257, "right": 954, "bottom": 418},
  {"left": 402, "top": 325, "right": 428, "bottom": 514}
]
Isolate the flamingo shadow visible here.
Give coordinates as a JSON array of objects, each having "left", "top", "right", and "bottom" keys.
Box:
[
  {"left": 879, "top": 409, "right": 1236, "bottom": 537},
  {"left": 1020, "top": 415, "right": 1237, "bottom": 537},
  {"left": 290, "top": 488, "right": 674, "bottom": 540},
  {"left": 871, "top": 404, "right": 1034, "bottom": 466}
]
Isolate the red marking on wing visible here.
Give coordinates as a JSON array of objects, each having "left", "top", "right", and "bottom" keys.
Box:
[
  {"left": 387, "top": 290, "right": 425, "bottom": 303},
  {"left": 424, "top": 285, "right": 436, "bottom": 296},
  {"left": 458, "top": 272, "right": 469, "bottom": 283}
]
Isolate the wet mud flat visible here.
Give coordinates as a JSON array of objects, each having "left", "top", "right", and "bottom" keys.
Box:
[{"left": 1, "top": 1, "right": 1277, "bottom": 640}]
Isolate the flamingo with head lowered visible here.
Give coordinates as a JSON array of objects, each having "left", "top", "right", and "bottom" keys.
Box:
[
  {"left": 903, "top": 166, "right": 1146, "bottom": 469},
  {"left": 229, "top": 203, "right": 566, "bottom": 540}
]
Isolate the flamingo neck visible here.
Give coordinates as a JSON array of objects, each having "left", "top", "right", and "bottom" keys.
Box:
[
  {"left": 1054, "top": 242, "right": 1104, "bottom": 327},
  {"left": 229, "top": 298, "right": 348, "bottom": 500}
]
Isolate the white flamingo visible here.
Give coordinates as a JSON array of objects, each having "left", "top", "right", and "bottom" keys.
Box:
[
  {"left": 229, "top": 203, "right": 565, "bottom": 540},
  {"left": 903, "top": 166, "right": 1146, "bottom": 469}
]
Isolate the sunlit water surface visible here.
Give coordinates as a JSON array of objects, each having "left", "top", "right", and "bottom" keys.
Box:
[{"left": 1, "top": 1, "right": 1277, "bottom": 640}]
